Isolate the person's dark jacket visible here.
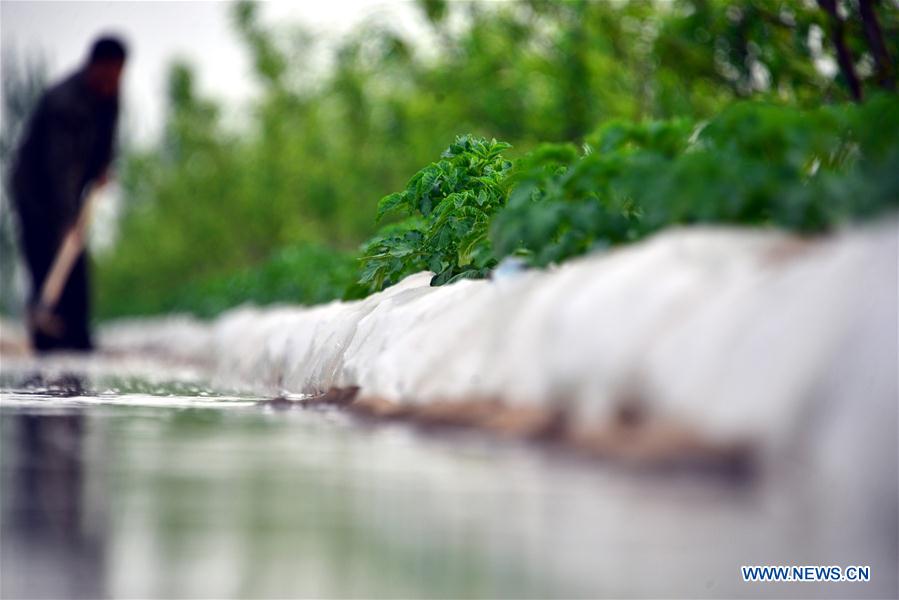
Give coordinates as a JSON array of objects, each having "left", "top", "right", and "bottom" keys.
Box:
[
  {"left": 9, "top": 69, "right": 119, "bottom": 352},
  {"left": 11, "top": 69, "right": 118, "bottom": 239}
]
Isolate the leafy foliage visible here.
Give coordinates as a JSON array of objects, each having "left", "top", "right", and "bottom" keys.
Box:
[
  {"left": 69, "top": 0, "right": 897, "bottom": 315},
  {"left": 99, "top": 243, "right": 358, "bottom": 320},
  {"left": 356, "top": 96, "right": 898, "bottom": 290},
  {"left": 491, "top": 95, "right": 899, "bottom": 266},
  {"left": 358, "top": 136, "right": 511, "bottom": 292}
]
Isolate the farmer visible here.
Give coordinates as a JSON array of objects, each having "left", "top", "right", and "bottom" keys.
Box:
[{"left": 9, "top": 36, "right": 127, "bottom": 353}]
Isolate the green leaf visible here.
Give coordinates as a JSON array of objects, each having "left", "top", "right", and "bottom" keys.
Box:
[{"left": 376, "top": 192, "right": 406, "bottom": 221}]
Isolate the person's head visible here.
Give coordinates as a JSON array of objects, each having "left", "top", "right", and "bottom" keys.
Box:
[{"left": 84, "top": 36, "right": 127, "bottom": 99}]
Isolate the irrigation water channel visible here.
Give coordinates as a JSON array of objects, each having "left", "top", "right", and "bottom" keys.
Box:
[{"left": 0, "top": 352, "right": 877, "bottom": 599}]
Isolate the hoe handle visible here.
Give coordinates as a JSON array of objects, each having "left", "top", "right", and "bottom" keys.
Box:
[{"left": 38, "top": 186, "right": 98, "bottom": 312}]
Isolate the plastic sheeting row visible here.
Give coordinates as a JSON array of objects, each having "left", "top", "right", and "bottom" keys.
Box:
[{"left": 101, "top": 223, "right": 897, "bottom": 454}]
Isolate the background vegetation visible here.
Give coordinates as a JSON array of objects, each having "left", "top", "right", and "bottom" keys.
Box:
[{"left": 3, "top": 0, "right": 898, "bottom": 319}]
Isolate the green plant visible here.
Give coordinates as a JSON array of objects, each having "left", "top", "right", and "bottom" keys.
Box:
[
  {"left": 490, "top": 119, "right": 694, "bottom": 266},
  {"left": 89, "top": 0, "right": 898, "bottom": 318},
  {"left": 97, "top": 243, "right": 358, "bottom": 320},
  {"left": 491, "top": 95, "right": 899, "bottom": 267},
  {"left": 357, "top": 135, "right": 512, "bottom": 293}
]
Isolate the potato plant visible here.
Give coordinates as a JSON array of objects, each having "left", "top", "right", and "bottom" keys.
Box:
[
  {"left": 360, "top": 96, "right": 899, "bottom": 292},
  {"left": 358, "top": 135, "right": 512, "bottom": 293},
  {"left": 490, "top": 94, "right": 899, "bottom": 267}
]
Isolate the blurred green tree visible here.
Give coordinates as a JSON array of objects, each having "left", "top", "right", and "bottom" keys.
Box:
[{"left": 91, "top": 0, "right": 898, "bottom": 318}]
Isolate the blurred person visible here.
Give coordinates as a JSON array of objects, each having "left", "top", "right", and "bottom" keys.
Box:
[{"left": 8, "top": 36, "right": 126, "bottom": 353}]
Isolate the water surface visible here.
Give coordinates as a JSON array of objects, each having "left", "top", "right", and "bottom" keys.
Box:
[{"left": 1, "top": 354, "right": 889, "bottom": 599}]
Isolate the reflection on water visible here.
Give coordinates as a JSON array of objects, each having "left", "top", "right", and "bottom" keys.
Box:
[
  {"left": 1, "top": 357, "right": 896, "bottom": 599},
  {"left": 2, "top": 410, "right": 103, "bottom": 599},
  {"left": 1, "top": 368, "right": 564, "bottom": 598}
]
